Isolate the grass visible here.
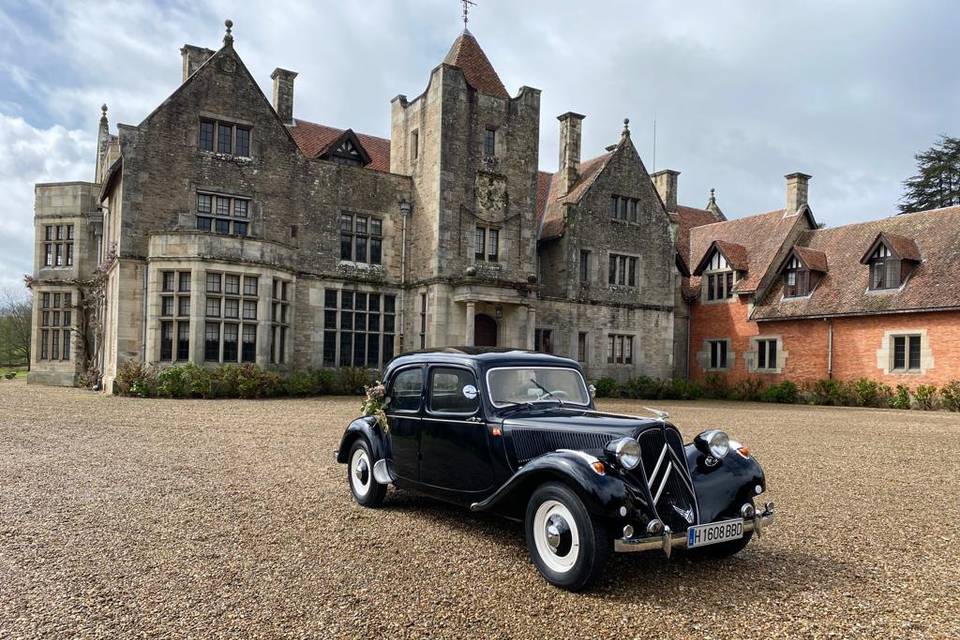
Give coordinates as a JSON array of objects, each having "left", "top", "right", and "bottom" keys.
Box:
[{"left": 0, "top": 366, "right": 27, "bottom": 380}]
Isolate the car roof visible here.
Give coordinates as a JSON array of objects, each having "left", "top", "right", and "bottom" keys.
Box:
[{"left": 384, "top": 347, "right": 581, "bottom": 374}]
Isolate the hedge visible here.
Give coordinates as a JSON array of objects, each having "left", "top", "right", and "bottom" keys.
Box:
[{"left": 592, "top": 374, "right": 960, "bottom": 411}]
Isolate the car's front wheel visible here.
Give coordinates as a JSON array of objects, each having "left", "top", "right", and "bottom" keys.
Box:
[
  {"left": 524, "top": 482, "right": 610, "bottom": 591},
  {"left": 347, "top": 439, "right": 386, "bottom": 507}
]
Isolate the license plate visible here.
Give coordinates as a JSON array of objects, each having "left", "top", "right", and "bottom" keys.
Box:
[{"left": 687, "top": 518, "right": 744, "bottom": 549}]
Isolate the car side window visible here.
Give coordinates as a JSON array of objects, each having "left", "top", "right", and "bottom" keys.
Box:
[
  {"left": 389, "top": 367, "right": 423, "bottom": 412},
  {"left": 429, "top": 367, "right": 480, "bottom": 415}
]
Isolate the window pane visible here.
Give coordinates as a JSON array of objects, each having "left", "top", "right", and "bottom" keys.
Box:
[
  {"left": 225, "top": 274, "right": 240, "bottom": 295},
  {"left": 628, "top": 257, "right": 637, "bottom": 287},
  {"left": 908, "top": 336, "right": 921, "bottom": 370},
  {"left": 758, "top": 342, "right": 766, "bottom": 369},
  {"left": 161, "top": 321, "right": 173, "bottom": 360},
  {"left": 178, "top": 296, "right": 190, "bottom": 316},
  {"left": 216, "top": 197, "right": 231, "bottom": 217},
  {"left": 224, "top": 298, "right": 239, "bottom": 318},
  {"left": 205, "top": 323, "right": 220, "bottom": 361},
  {"left": 475, "top": 227, "right": 485, "bottom": 261},
  {"left": 198, "top": 193, "right": 212, "bottom": 213},
  {"left": 391, "top": 368, "right": 424, "bottom": 411},
  {"left": 340, "top": 213, "right": 353, "bottom": 232},
  {"left": 488, "top": 229, "right": 499, "bottom": 261},
  {"left": 179, "top": 272, "right": 191, "bottom": 292},
  {"left": 769, "top": 340, "right": 777, "bottom": 368},
  {"left": 241, "top": 325, "right": 256, "bottom": 362},
  {"left": 197, "top": 217, "right": 212, "bottom": 231},
  {"left": 233, "top": 222, "right": 248, "bottom": 237},
  {"left": 384, "top": 295, "right": 395, "bottom": 313},
  {"left": 370, "top": 237, "right": 382, "bottom": 265},
  {"left": 233, "top": 199, "right": 248, "bottom": 218},
  {"left": 235, "top": 127, "right": 250, "bottom": 157},
  {"left": 217, "top": 123, "right": 232, "bottom": 153},
  {"left": 243, "top": 276, "right": 258, "bottom": 296},
  {"left": 242, "top": 300, "right": 257, "bottom": 320},
  {"left": 223, "top": 324, "right": 239, "bottom": 361},
  {"left": 355, "top": 236, "right": 367, "bottom": 263},
  {"left": 430, "top": 367, "right": 479, "bottom": 414},
  {"left": 199, "top": 121, "right": 215, "bottom": 151},
  {"left": 162, "top": 296, "right": 175, "bottom": 316},
  {"left": 206, "top": 296, "right": 221, "bottom": 317},
  {"left": 726, "top": 272, "right": 734, "bottom": 298},
  {"left": 162, "top": 272, "right": 175, "bottom": 292},
  {"left": 323, "top": 330, "right": 337, "bottom": 367},
  {"left": 370, "top": 218, "right": 382, "bottom": 236},
  {"left": 885, "top": 259, "right": 900, "bottom": 289},
  {"left": 608, "top": 255, "right": 616, "bottom": 285},
  {"left": 177, "top": 322, "right": 190, "bottom": 360},
  {"left": 340, "top": 234, "right": 352, "bottom": 260},
  {"left": 206, "top": 273, "right": 222, "bottom": 293}
]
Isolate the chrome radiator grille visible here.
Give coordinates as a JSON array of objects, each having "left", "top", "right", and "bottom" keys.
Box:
[
  {"left": 637, "top": 427, "right": 699, "bottom": 531},
  {"left": 511, "top": 428, "right": 615, "bottom": 465}
]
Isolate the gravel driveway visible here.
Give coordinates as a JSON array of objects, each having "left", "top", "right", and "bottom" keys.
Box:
[{"left": 1, "top": 380, "right": 958, "bottom": 639}]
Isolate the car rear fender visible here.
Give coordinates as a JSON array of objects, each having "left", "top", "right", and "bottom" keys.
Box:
[
  {"left": 335, "top": 416, "right": 387, "bottom": 464},
  {"left": 469, "top": 451, "right": 631, "bottom": 519}
]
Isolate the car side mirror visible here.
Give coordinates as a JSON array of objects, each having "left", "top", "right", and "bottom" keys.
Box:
[{"left": 588, "top": 384, "right": 597, "bottom": 399}]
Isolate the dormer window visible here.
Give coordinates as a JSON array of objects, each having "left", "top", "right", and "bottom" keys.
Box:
[
  {"left": 332, "top": 139, "right": 363, "bottom": 166},
  {"left": 319, "top": 130, "right": 371, "bottom": 168},
  {"left": 860, "top": 233, "right": 920, "bottom": 292},
  {"left": 784, "top": 256, "right": 810, "bottom": 297},
  {"left": 704, "top": 252, "right": 734, "bottom": 301},
  {"left": 868, "top": 245, "right": 899, "bottom": 290},
  {"left": 693, "top": 241, "right": 747, "bottom": 303}
]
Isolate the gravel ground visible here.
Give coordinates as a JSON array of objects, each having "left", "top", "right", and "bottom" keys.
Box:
[{"left": 1, "top": 381, "right": 958, "bottom": 639}]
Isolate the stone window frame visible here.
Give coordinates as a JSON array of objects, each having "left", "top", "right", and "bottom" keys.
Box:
[
  {"left": 474, "top": 225, "right": 500, "bottom": 263},
  {"left": 196, "top": 191, "right": 251, "bottom": 237},
  {"left": 609, "top": 194, "right": 640, "bottom": 224},
  {"left": 745, "top": 335, "right": 788, "bottom": 374},
  {"left": 419, "top": 292, "right": 428, "bottom": 349},
  {"left": 483, "top": 127, "right": 497, "bottom": 157},
  {"left": 534, "top": 327, "right": 554, "bottom": 354},
  {"left": 576, "top": 331, "right": 588, "bottom": 363},
  {"left": 203, "top": 270, "right": 259, "bottom": 364},
  {"left": 410, "top": 129, "right": 419, "bottom": 162},
  {"left": 578, "top": 248, "right": 592, "bottom": 284},
  {"left": 271, "top": 279, "right": 292, "bottom": 365},
  {"left": 339, "top": 212, "right": 383, "bottom": 266},
  {"left": 606, "top": 333, "right": 635, "bottom": 366},
  {"left": 38, "top": 290, "right": 73, "bottom": 362},
  {"left": 198, "top": 117, "right": 252, "bottom": 158},
  {"left": 877, "top": 329, "right": 933, "bottom": 375},
  {"left": 608, "top": 252, "right": 640, "bottom": 288},
  {"left": 159, "top": 270, "right": 191, "bottom": 362},
  {"left": 322, "top": 288, "right": 397, "bottom": 369},
  {"left": 698, "top": 338, "right": 734, "bottom": 372},
  {"left": 42, "top": 223, "right": 75, "bottom": 268}
]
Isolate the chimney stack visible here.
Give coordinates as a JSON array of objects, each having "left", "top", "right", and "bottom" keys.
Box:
[
  {"left": 785, "top": 172, "right": 811, "bottom": 214},
  {"left": 271, "top": 68, "right": 298, "bottom": 125},
  {"left": 180, "top": 45, "right": 215, "bottom": 83},
  {"left": 556, "top": 112, "right": 585, "bottom": 196},
  {"left": 652, "top": 169, "right": 680, "bottom": 212}
]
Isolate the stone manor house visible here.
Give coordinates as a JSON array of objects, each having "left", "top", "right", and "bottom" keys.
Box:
[{"left": 29, "top": 22, "right": 960, "bottom": 391}]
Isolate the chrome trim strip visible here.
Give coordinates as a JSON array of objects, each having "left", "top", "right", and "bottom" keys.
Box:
[
  {"left": 385, "top": 414, "right": 422, "bottom": 421},
  {"left": 653, "top": 461, "right": 672, "bottom": 503},
  {"left": 614, "top": 504, "right": 775, "bottom": 554},
  {"left": 421, "top": 417, "right": 483, "bottom": 425},
  {"left": 648, "top": 444, "right": 668, "bottom": 488}
]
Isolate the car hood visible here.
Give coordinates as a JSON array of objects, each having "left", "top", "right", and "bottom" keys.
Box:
[{"left": 501, "top": 407, "right": 666, "bottom": 439}]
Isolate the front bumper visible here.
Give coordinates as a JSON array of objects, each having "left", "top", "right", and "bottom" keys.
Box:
[{"left": 614, "top": 502, "right": 775, "bottom": 557}]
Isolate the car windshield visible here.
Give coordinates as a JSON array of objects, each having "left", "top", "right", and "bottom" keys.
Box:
[{"left": 487, "top": 367, "right": 590, "bottom": 408}]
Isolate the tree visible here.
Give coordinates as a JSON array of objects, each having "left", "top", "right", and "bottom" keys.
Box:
[
  {"left": 0, "top": 288, "right": 32, "bottom": 368},
  {"left": 899, "top": 136, "right": 960, "bottom": 214}
]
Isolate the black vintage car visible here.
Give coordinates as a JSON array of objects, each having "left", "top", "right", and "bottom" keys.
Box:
[{"left": 335, "top": 348, "right": 775, "bottom": 591}]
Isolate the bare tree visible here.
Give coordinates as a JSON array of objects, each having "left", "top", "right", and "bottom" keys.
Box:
[{"left": 0, "top": 287, "right": 32, "bottom": 369}]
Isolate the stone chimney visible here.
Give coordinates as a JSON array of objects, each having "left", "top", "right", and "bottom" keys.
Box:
[
  {"left": 652, "top": 169, "right": 680, "bottom": 212},
  {"left": 180, "top": 44, "right": 215, "bottom": 83},
  {"left": 785, "top": 172, "right": 811, "bottom": 214},
  {"left": 271, "top": 68, "right": 298, "bottom": 125},
  {"left": 556, "top": 112, "right": 585, "bottom": 196}
]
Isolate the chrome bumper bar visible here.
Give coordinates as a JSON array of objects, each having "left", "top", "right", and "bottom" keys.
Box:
[{"left": 614, "top": 502, "right": 775, "bottom": 557}]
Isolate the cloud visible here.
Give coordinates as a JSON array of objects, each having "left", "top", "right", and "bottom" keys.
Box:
[
  {"left": 1, "top": 0, "right": 958, "bottom": 287},
  {"left": 0, "top": 114, "right": 93, "bottom": 289}
]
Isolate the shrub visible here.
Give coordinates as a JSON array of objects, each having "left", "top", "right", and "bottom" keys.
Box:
[
  {"left": 702, "top": 373, "right": 729, "bottom": 400},
  {"left": 115, "top": 360, "right": 157, "bottom": 397},
  {"left": 156, "top": 366, "right": 189, "bottom": 398},
  {"left": 889, "top": 385, "right": 911, "bottom": 410},
  {"left": 761, "top": 381, "right": 798, "bottom": 404},
  {"left": 235, "top": 363, "right": 283, "bottom": 399},
  {"left": 940, "top": 380, "right": 960, "bottom": 412},
  {"left": 285, "top": 370, "right": 317, "bottom": 397},
  {"left": 848, "top": 378, "right": 893, "bottom": 408},
  {"left": 182, "top": 363, "right": 214, "bottom": 398},
  {"left": 809, "top": 378, "right": 848, "bottom": 406},
  {"left": 661, "top": 377, "right": 704, "bottom": 400},
  {"left": 335, "top": 367, "right": 378, "bottom": 395},
  {"left": 592, "top": 377, "right": 619, "bottom": 398},
  {"left": 621, "top": 376, "right": 660, "bottom": 399},
  {"left": 913, "top": 384, "right": 939, "bottom": 410},
  {"left": 731, "top": 377, "right": 766, "bottom": 402}
]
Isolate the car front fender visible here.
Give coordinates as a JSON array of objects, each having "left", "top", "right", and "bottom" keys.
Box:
[
  {"left": 469, "top": 451, "right": 635, "bottom": 520},
  {"left": 684, "top": 444, "right": 767, "bottom": 523},
  {"left": 335, "top": 416, "right": 387, "bottom": 464}
]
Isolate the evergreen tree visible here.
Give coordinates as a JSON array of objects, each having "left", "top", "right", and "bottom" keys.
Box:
[{"left": 899, "top": 136, "right": 960, "bottom": 213}]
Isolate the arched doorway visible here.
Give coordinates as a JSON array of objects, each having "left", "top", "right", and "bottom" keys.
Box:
[{"left": 474, "top": 313, "right": 498, "bottom": 347}]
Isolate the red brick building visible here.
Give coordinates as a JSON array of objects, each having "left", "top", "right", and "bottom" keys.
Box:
[{"left": 671, "top": 173, "right": 960, "bottom": 387}]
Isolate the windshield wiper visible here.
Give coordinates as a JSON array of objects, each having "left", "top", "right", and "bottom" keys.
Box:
[
  {"left": 529, "top": 378, "right": 564, "bottom": 406},
  {"left": 497, "top": 400, "right": 536, "bottom": 414}
]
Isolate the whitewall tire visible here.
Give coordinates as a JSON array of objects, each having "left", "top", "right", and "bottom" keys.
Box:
[{"left": 348, "top": 439, "right": 386, "bottom": 507}]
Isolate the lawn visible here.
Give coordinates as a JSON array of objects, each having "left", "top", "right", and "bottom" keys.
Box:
[{"left": 0, "top": 380, "right": 958, "bottom": 638}]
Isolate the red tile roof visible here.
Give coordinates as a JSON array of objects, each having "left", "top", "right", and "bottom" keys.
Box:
[
  {"left": 288, "top": 119, "right": 391, "bottom": 172},
  {"left": 688, "top": 209, "right": 810, "bottom": 294},
  {"left": 536, "top": 153, "right": 614, "bottom": 240},
  {"left": 793, "top": 245, "right": 828, "bottom": 272},
  {"left": 753, "top": 206, "right": 960, "bottom": 320},
  {"left": 443, "top": 29, "right": 509, "bottom": 99},
  {"left": 670, "top": 206, "right": 723, "bottom": 275},
  {"left": 858, "top": 231, "right": 922, "bottom": 263}
]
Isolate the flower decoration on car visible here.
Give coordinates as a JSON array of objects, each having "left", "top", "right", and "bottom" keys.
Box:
[{"left": 361, "top": 381, "right": 389, "bottom": 432}]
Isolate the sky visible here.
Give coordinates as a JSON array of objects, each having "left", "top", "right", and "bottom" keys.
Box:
[{"left": 1, "top": 0, "right": 958, "bottom": 290}]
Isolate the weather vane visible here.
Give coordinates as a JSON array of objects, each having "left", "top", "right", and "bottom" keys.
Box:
[{"left": 461, "top": 0, "right": 476, "bottom": 28}]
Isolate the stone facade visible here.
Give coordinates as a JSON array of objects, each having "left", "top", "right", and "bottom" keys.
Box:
[{"left": 29, "top": 25, "right": 686, "bottom": 390}]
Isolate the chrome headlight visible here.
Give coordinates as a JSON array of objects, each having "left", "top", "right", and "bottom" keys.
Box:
[
  {"left": 607, "top": 437, "right": 641, "bottom": 469},
  {"left": 695, "top": 429, "right": 730, "bottom": 459}
]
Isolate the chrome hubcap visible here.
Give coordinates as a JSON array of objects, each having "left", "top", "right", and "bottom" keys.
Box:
[
  {"left": 354, "top": 457, "right": 369, "bottom": 482},
  {"left": 545, "top": 514, "right": 568, "bottom": 553}
]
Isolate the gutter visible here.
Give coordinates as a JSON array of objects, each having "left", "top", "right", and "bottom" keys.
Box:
[{"left": 826, "top": 318, "right": 833, "bottom": 379}]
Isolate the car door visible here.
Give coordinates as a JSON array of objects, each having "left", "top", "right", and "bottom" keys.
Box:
[
  {"left": 385, "top": 365, "right": 424, "bottom": 481},
  {"left": 419, "top": 365, "right": 495, "bottom": 493}
]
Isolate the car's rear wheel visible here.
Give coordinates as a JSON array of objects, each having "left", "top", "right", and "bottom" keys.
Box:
[
  {"left": 348, "top": 439, "right": 386, "bottom": 507},
  {"left": 525, "top": 482, "right": 610, "bottom": 591}
]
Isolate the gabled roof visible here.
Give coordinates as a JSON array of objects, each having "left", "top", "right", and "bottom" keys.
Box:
[
  {"left": 288, "top": 119, "right": 391, "bottom": 172},
  {"left": 536, "top": 152, "right": 614, "bottom": 240},
  {"left": 859, "top": 231, "right": 922, "bottom": 264},
  {"left": 669, "top": 205, "right": 724, "bottom": 275},
  {"left": 687, "top": 208, "right": 811, "bottom": 294},
  {"left": 443, "top": 29, "right": 509, "bottom": 98},
  {"left": 791, "top": 246, "right": 829, "bottom": 272},
  {"left": 692, "top": 240, "right": 748, "bottom": 275},
  {"left": 753, "top": 206, "right": 960, "bottom": 320}
]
